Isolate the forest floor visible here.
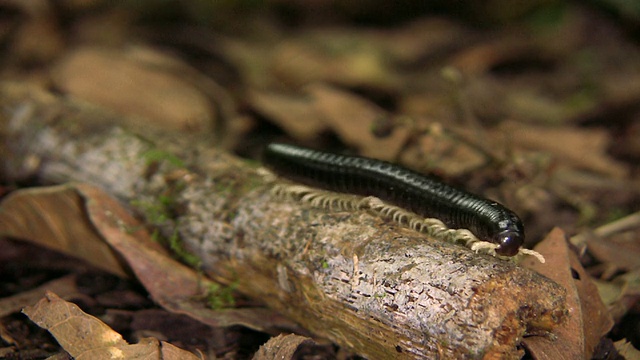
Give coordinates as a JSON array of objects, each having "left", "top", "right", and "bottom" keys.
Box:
[{"left": 1, "top": 1, "right": 639, "bottom": 359}]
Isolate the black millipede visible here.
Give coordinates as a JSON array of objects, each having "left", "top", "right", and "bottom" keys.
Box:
[{"left": 263, "top": 142, "right": 526, "bottom": 257}]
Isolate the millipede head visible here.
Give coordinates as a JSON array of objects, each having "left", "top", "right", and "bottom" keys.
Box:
[{"left": 494, "top": 230, "right": 524, "bottom": 257}]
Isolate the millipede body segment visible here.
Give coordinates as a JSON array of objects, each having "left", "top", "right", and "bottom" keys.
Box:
[{"left": 263, "top": 143, "right": 525, "bottom": 256}]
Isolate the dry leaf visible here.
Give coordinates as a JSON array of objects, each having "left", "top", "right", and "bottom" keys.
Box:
[
  {"left": 399, "top": 122, "right": 487, "bottom": 176},
  {"left": 614, "top": 339, "right": 640, "bottom": 359},
  {"left": 0, "top": 184, "right": 129, "bottom": 277},
  {"left": 587, "top": 235, "right": 640, "bottom": 276},
  {"left": 52, "top": 46, "right": 214, "bottom": 133},
  {"left": 497, "top": 121, "right": 628, "bottom": 178},
  {"left": 22, "top": 292, "right": 201, "bottom": 360},
  {"left": 450, "top": 35, "right": 539, "bottom": 76},
  {"left": 248, "top": 89, "right": 327, "bottom": 142},
  {"left": 306, "top": 83, "right": 409, "bottom": 160},
  {"left": 522, "top": 228, "right": 614, "bottom": 359},
  {"left": 253, "top": 334, "right": 333, "bottom": 360}
]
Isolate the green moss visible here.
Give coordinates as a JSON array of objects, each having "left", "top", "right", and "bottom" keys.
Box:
[
  {"left": 206, "top": 280, "right": 239, "bottom": 310},
  {"left": 141, "top": 148, "right": 185, "bottom": 168},
  {"left": 130, "top": 197, "right": 201, "bottom": 268},
  {"left": 167, "top": 228, "right": 202, "bottom": 267},
  {"left": 129, "top": 186, "right": 183, "bottom": 226},
  {"left": 130, "top": 198, "right": 171, "bottom": 224}
]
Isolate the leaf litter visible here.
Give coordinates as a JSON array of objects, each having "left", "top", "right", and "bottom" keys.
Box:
[{"left": 1, "top": 1, "right": 640, "bottom": 358}]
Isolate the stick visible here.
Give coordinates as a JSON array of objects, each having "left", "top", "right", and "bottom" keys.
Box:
[{"left": 0, "top": 83, "right": 566, "bottom": 359}]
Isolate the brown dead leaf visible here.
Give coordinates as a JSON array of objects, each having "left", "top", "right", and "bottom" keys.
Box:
[
  {"left": 575, "top": 211, "right": 640, "bottom": 275},
  {"left": 522, "top": 228, "right": 614, "bottom": 359},
  {"left": 497, "top": 121, "right": 628, "bottom": 178},
  {"left": 22, "top": 292, "right": 201, "bottom": 360},
  {"left": 399, "top": 122, "right": 487, "bottom": 176},
  {"left": 248, "top": 89, "right": 327, "bottom": 142},
  {"left": 253, "top": 334, "right": 332, "bottom": 360},
  {"left": 306, "top": 83, "right": 409, "bottom": 160},
  {"left": 0, "top": 184, "right": 129, "bottom": 277},
  {"left": 586, "top": 234, "right": 640, "bottom": 274},
  {"left": 52, "top": 46, "right": 214, "bottom": 133}
]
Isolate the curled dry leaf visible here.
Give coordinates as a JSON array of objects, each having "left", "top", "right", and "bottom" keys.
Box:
[
  {"left": 522, "top": 228, "right": 614, "bottom": 359},
  {"left": 22, "top": 291, "right": 201, "bottom": 360}
]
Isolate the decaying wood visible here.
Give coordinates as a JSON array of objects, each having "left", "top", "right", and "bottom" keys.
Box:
[{"left": 0, "top": 83, "right": 566, "bottom": 359}]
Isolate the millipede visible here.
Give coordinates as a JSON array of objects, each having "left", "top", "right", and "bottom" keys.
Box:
[{"left": 263, "top": 142, "right": 536, "bottom": 259}]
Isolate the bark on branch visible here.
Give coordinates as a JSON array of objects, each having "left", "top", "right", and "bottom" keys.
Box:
[{"left": 0, "top": 83, "right": 566, "bottom": 359}]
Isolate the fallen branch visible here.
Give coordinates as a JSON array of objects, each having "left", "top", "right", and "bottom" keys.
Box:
[{"left": 0, "top": 82, "right": 566, "bottom": 359}]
